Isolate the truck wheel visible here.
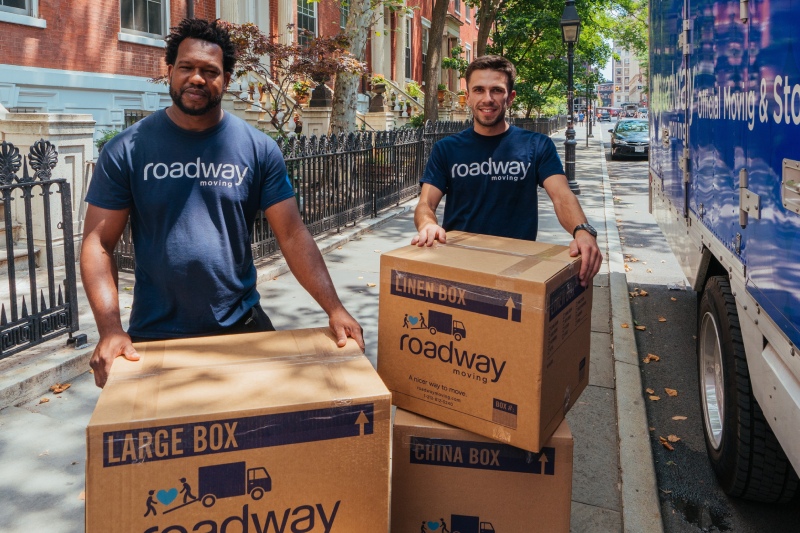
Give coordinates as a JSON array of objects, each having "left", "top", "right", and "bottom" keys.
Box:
[
  {"left": 201, "top": 494, "right": 216, "bottom": 508},
  {"left": 250, "top": 487, "right": 264, "bottom": 500},
  {"left": 429, "top": 327, "right": 437, "bottom": 335},
  {"left": 454, "top": 333, "right": 462, "bottom": 341},
  {"left": 697, "top": 276, "right": 798, "bottom": 503}
]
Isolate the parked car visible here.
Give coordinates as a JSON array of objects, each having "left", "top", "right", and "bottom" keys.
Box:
[
  {"left": 599, "top": 111, "right": 611, "bottom": 122},
  {"left": 637, "top": 108, "right": 648, "bottom": 119},
  {"left": 608, "top": 119, "right": 649, "bottom": 159}
]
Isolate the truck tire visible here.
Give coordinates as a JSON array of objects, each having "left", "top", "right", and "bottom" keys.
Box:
[
  {"left": 201, "top": 494, "right": 216, "bottom": 507},
  {"left": 697, "top": 276, "right": 798, "bottom": 503},
  {"left": 429, "top": 327, "right": 437, "bottom": 335},
  {"left": 250, "top": 487, "right": 264, "bottom": 500}
]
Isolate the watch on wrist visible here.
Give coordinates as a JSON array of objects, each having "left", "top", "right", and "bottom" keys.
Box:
[{"left": 573, "top": 223, "right": 597, "bottom": 239}]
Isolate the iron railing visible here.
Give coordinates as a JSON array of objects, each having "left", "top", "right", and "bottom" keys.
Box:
[
  {"left": 0, "top": 140, "right": 80, "bottom": 359},
  {"left": 509, "top": 116, "right": 566, "bottom": 135}
]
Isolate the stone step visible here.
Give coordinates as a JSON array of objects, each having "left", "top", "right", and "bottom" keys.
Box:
[
  {"left": 0, "top": 247, "right": 40, "bottom": 272},
  {"left": 0, "top": 224, "right": 22, "bottom": 248}
]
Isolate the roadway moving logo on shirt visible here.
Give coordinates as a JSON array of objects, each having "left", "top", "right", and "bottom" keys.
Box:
[
  {"left": 143, "top": 158, "right": 250, "bottom": 188},
  {"left": 451, "top": 157, "right": 531, "bottom": 182}
]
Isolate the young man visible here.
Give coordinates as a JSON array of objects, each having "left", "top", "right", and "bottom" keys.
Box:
[
  {"left": 81, "top": 19, "right": 363, "bottom": 387},
  {"left": 412, "top": 55, "right": 602, "bottom": 287}
]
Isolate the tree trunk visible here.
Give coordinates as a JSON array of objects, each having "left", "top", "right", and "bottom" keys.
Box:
[
  {"left": 424, "top": 0, "right": 450, "bottom": 122},
  {"left": 330, "top": 0, "right": 374, "bottom": 134},
  {"left": 476, "top": 0, "right": 504, "bottom": 57}
]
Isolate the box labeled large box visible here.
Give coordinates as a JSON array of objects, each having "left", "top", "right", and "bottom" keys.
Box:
[
  {"left": 391, "top": 409, "right": 573, "bottom": 533},
  {"left": 378, "top": 232, "right": 591, "bottom": 452},
  {"left": 86, "top": 328, "right": 391, "bottom": 533}
]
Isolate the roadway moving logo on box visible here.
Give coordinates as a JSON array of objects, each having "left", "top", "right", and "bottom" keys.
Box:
[
  {"left": 379, "top": 233, "right": 591, "bottom": 452},
  {"left": 86, "top": 329, "right": 391, "bottom": 533}
]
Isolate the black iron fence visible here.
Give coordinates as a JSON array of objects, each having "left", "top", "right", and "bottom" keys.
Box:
[
  {"left": 111, "top": 117, "right": 564, "bottom": 272},
  {"left": 0, "top": 140, "right": 80, "bottom": 359}
]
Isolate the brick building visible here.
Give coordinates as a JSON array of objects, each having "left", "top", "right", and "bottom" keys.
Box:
[{"left": 1, "top": 0, "right": 481, "bottom": 143}]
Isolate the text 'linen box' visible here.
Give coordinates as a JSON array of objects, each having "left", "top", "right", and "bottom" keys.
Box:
[
  {"left": 86, "top": 328, "right": 391, "bottom": 533},
  {"left": 378, "top": 231, "right": 591, "bottom": 452}
]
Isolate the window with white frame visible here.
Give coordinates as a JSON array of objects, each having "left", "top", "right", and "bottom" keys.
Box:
[
  {"left": 421, "top": 21, "right": 430, "bottom": 79},
  {"left": 1, "top": 0, "right": 29, "bottom": 15},
  {"left": 340, "top": 0, "right": 349, "bottom": 29},
  {"left": 297, "top": 0, "right": 317, "bottom": 46},
  {"left": 465, "top": 5, "right": 470, "bottom": 22},
  {"left": 465, "top": 44, "right": 471, "bottom": 65},
  {"left": 405, "top": 17, "right": 412, "bottom": 79},
  {"left": 120, "top": 0, "right": 166, "bottom": 38},
  {"left": 454, "top": 0, "right": 460, "bottom": 15}
]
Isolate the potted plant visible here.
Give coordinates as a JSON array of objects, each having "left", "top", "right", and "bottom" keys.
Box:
[
  {"left": 371, "top": 74, "right": 387, "bottom": 93},
  {"left": 406, "top": 81, "right": 423, "bottom": 102},
  {"left": 437, "top": 83, "right": 447, "bottom": 104},
  {"left": 457, "top": 89, "right": 467, "bottom": 107},
  {"left": 292, "top": 80, "right": 311, "bottom": 104}
]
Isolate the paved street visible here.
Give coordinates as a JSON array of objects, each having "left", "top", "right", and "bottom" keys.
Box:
[{"left": 604, "top": 124, "right": 800, "bottom": 532}]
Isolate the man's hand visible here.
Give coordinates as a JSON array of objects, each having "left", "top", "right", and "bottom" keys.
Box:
[
  {"left": 89, "top": 331, "right": 140, "bottom": 388},
  {"left": 411, "top": 223, "right": 447, "bottom": 247},
  {"left": 328, "top": 307, "right": 365, "bottom": 351},
  {"left": 569, "top": 232, "right": 603, "bottom": 287}
]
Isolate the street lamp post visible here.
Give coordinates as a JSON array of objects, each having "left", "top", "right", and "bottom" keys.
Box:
[{"left": 561, "top": 0, "right": 581, "bottom": 194}]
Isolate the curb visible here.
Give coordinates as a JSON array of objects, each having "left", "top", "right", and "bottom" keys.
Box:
[
  {"left": 597, "top": 132, "right": 665, "bottom": 532},
  {"left": 0, "top": 203, "right": 414, "bottom": 410}
]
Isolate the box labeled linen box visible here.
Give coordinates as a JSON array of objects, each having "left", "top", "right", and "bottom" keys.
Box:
[
  {"left": 378, "top": 231, "right": 591, "bottom": 452},
  {"left": 86, "top": 328, "right": 391, "bottom": 533},
  {"left": 391, "top": 409, "right": 573, "bottom": 533}
]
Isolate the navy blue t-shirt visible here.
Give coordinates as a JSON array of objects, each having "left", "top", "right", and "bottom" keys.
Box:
[
  {"left": 421, "top": 125, "right": 564, "bottom": 241},
  {"left": 86, "top": 110, "right": 295, "bottom": 339}
]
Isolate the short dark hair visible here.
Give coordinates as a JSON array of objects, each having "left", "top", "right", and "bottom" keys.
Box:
[
  {"left": 165, "top": 18, "right": 236, "bottom": 74},
  {"left": 465, "top": 55, "right": 517, "bottom": 92}
]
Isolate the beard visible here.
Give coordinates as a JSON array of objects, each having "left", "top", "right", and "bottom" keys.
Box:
[
  {"left": 169, "top": 85, "right": 223, "bottom": 116},
  {"left": 473, "top": 103, "right": 508, "bottom": 128}
]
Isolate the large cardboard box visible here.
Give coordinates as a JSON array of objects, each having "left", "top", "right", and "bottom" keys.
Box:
[
  {"left": 378, "top": 232, "right": 591, "bottom": 452},
  {"left": 86, "top": 328, "right": 391, "bottom": 533},
  {"left": 391, "top": 409, "right": 573, "bottom": 533}
]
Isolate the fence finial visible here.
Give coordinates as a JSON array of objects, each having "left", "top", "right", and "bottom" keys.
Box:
[{"left": 0, "top": 141, "right": 22, "bottom": 185}]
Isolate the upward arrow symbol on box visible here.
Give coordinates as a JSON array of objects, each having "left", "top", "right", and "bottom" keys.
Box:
[
  {"left": 355, "top": 411, "right": 370, "bottom": 436},
  {"left": 505, "top": 297, "right": 516, "bottom": 320}
]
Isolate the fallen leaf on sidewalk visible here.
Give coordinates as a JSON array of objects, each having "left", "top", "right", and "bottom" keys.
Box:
[
  {"left": 671, "top": 297, "right": 677, "bottom": 301},
  {"left": 624, "top": 264, "right": 632, "bottom": 272},
  {"left": 357, "top": 276, "right": 363, "bottom": 279},
  {"left": 646, "top": 268, "right": 653, "bottom": 273},
  {"left": 643, "top": 353, "right": 660, "bottom": 363},
  {"left": 643, "top": 261, "right": 648, "bottom": 265},
  {"left": 660, "top": 488, "right": 673, "bottom": 494},
  {"left": 635, "top": 325, "right": 647, "bottom": 331},
  {"left": 373, "top": 250, "right": 381, "bottom": 253},
  {"left": 667, "top": 434, "right": 681, "bottom": 443},
  {"left": 672, "top": 415, "right": 687, "bottom": 421},
  {"left": 123, "top": 286, "right": 133, "bottom": 291},
  {"left": 49, "top": 383, "right": 71, "bottom": 394},
  {"left": 658, "top": 316, "right": 667, "bottom": 322},
  {"left": 659, "top": 436, "right": 675, "bottom": 451},
  {"left": 639, "top": 289, "right": 648, "bottom": 296},
  {"left": 366, "top": 283, "right": 376, "bottom": 287},
  {"left": 650, "top": 427, "right": 655, "bottom": 431},
  {"left": 665, "top": 388, "right": 678, "bottom": 397},
  {"left": 38, "top": 398, "right": 49, "bottom": 404},
  {"left": 649, "top": 395, "right": 661, "bottom": 401},
  {"left": 621, "top": 323, "right": 630, "bottom": 328},
  {"left": 645, "top": 388, "right": 654, "bottom": 394}
]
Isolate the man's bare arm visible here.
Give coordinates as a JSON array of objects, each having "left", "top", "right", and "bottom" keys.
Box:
[
  {"left": 81, "top": 205, "right": 140, "bottom": 387},
  {"left": 542, "top": 174, "right": 603, "bottom": 286},
  {"left": 411, "top": 183, "right": 446, "bottom": 246},
  {"left": 265, "top": 198, "right": 364, "bottom": 350}
]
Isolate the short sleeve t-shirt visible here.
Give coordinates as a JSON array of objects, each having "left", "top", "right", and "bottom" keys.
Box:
[
  {"left": 420, "top": 125, "right": 564, "bottom": 241},
  {"left": 85, "top": 110, "right": 295, "bottom": 339}
]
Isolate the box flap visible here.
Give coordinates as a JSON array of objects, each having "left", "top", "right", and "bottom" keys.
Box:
[{"left": 89, "top": 328, "right": 387, "bottom": 428}]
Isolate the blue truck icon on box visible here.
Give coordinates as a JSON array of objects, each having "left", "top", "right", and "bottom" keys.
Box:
[
  {"left": 451, "top": 514, "right": 495, "bottom": 533},
  {"left": 198, "top": 461, "right": 271, "bottom": 507},
  {"left": 427, "top": 310, "right": 466, "bottom": 341}
]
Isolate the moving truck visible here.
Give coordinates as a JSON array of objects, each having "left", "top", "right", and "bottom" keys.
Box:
[
  {"left": 427, "top": 310, "right": 467, "bottom": 340},
  {"left": 451, "top": 514, "right": 495, "bottom": 533},
  {"left": 649, "top": 0, "right": 800, "bottom": 502},
  {"left": 198, "top": 461, "right": 271, "bottom": 506}
]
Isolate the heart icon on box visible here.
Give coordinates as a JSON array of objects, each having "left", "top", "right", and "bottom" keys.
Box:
[
  {"left": 427, "top": 522, "right": 440, "bottom": 531},
  {"left": 157, "top": 488, "right": 178, "bottom": 505},
  {"left": 408, "top": 316, "right": 418, "bottom": 325}
]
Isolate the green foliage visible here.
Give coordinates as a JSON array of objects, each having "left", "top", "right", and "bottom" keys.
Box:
[
  {"left": 95, "top": 129, "right": 120, "bottom": 152},
  {"left": 441, "top": 45, "right": 469, "bottom": 79},
  {"left": 408, "top": 113, "right": 426, "bottom": 128},
  {"left": 437, "top": 83, "right": 447, "bottom": 91},
  {"left": 405, "top": 81, "right": 423, "bottom": 99},
  {"left": 292, "top": 80, "right": 311, "bottom": 96}
]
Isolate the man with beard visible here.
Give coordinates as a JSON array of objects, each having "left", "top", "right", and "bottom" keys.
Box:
[
  {"left": 412, "top": 55, "right": 602, "bottom": 288},
  {"left": 81, "top": 19, "right": 363, "bottom": 387}
]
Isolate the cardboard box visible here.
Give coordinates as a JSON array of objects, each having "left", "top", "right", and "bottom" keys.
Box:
[
  {"left": 378, "top": 232, "right": 591, "bottom": 452},
  {"left": 391, "top": 409, "right": 573, "bottom": 533},
  {"left": 86, "top": 328, "right": 391, "bottom": 533}
]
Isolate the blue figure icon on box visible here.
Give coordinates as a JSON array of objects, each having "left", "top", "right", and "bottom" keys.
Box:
[{"left": 422, "top": 515, "right": 494, "bottom": 533}]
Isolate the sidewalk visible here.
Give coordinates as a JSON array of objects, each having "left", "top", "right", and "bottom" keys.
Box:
[{"left": 0, "top": 124, "right": 662, "bottom": 532}]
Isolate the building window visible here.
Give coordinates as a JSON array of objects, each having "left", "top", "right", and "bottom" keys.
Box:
[
  {"left": 340, "top": 0, "right": 349, "bottom": 29},
  {"left": 124, "top": 109, "right": 152, "bottom": 129},
  {"left": 465, "top": 44, "right": 471, "bottom": 65},
  {"left": 297, "top": 0, "right": 317, "bottom": 46},
  {"left": 120, "top": 0, "right": 165, "bottom": 38},
  {"left": 422, "top": 25, "right": 430, "bottom": 77},
  {"left": 465, "top": 6, "right": 470, "bottom": 22},
  {"left": 454, "top": 0, "right": 460, "bottom": 15},
  {"left": 0, "top": 0, "right": 28, "bottom": 15},
  {"left": 405, "top": 17, "right": 412, "bottom": 79}
]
